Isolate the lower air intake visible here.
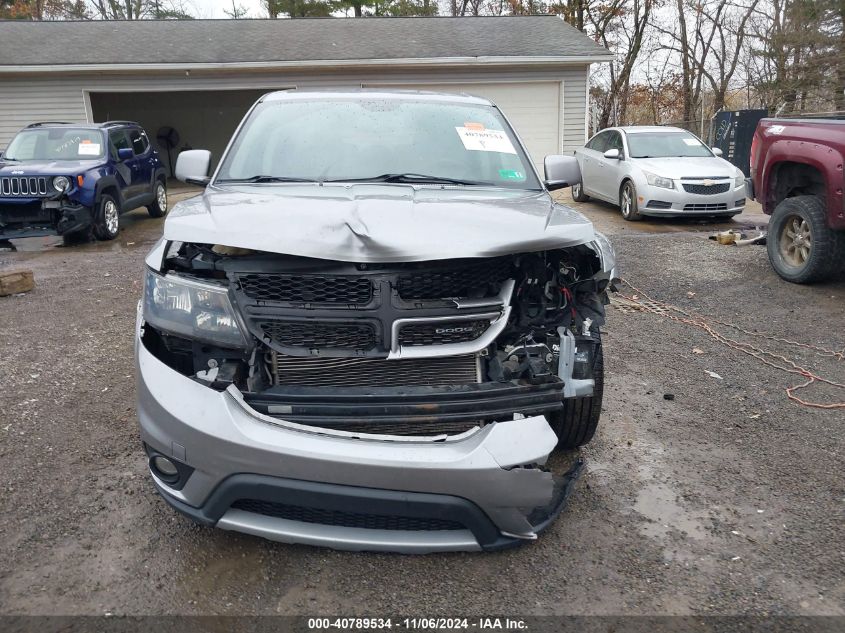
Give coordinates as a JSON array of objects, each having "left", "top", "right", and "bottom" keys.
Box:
[{"left": 271, "top": 353, "right": 480, "bottom": 387}]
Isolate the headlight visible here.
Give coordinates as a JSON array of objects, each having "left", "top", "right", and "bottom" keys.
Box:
[
  {"left": 644, "top": 172, "right": 674, "bottom": 189},
  {"left": 52, "top": 176, "right": 71, "bottom": 193},
  {"left": 142, "top": 269, "right": 247, "bottom": 348},
  {"left": 735, "top": 175, "right": 744, "bottom": 188}
]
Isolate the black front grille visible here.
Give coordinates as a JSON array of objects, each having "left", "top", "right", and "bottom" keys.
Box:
[
  {"left": 237, "top": 273, "right": 372, "bottom": 305},
  {"left": 259, "top": 321, "right": 376, "bottom": 351},
  {"left": 0, "top": 176, "right": 49, "bottom": 197},
  {"left": 399, "top": 320, "right": 489, "bottom": 346},
  {"left": 272, "top": 353, "right": 479, "bottom": 387},
  {"left": 0, "top": 201, "right": 52, "bottom": 224},
  {"left": 682, "top": 182, "right": 730, "bottom": 195},
  {"left": 398, "top": 257, "right": 512, "bottom": 300},
  {"left": 684, "top": 203, "right": 728, "bottom": 211},
  {"left": 231, "top": 499, "right": 465, "bottom": 531}
]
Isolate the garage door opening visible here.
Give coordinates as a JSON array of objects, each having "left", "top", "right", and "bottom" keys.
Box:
[{"left": 89, "top": 89, "right": 276, "bottom": 176}]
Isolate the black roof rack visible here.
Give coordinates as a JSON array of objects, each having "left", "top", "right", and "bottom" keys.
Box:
[
  {"left": 26, "top": 121, "right": 76, "bottom": 128},
  {"left": 101, "top": 120, "right": 139, "bottom": 128}
]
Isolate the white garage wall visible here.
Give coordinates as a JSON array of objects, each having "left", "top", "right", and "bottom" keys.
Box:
[{"left": 0, "top": 66, "right": 590, "bottom": 158}]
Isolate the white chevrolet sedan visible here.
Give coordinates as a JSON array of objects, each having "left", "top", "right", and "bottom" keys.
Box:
[{"left": 572, "top": 126, "right": 746, "bottom": 221}]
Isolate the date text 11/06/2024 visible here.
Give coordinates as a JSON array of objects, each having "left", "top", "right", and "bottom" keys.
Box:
[{"left": 307, "top": 618, "right": 528, "bottom": 630}]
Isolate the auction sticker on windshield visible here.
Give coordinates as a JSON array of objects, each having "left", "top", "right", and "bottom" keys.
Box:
[
  {"left": 78, "top": 142, "right": 101, "bottom": 156},
  {"left": 455, "top": 126, "right": 517, "bottom": 154}
]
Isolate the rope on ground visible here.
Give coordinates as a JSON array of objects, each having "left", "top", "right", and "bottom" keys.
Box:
[{"left": 612, "top": 278, "right": 845, "bottom": 410}]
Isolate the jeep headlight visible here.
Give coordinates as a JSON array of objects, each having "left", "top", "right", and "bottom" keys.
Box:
[
  {"left": 143, "top": 269, "right": 247, "bottom": 348},
  {"left": 644, "top": 172, "right": 674, "bottom": 190},
  {"left": 52, "top": 176, "right": 71, "bottom": 193}
]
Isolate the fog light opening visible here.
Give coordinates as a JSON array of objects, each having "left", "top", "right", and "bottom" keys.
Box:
[{"left": 151, "top": 455, "right": 180, "bottom": 483}]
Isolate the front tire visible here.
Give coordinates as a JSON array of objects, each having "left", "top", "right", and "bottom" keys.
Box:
[
  {"left": 767, "top": 195, "right": 845, "bottom": 284},
  {"left": 547, "top": 341, "right": 604, "bottom": 450},
  {"left": 571, "top": 182, "right": 590, "bottom": 202},
  {"left": 148, "top": 180, "right": 167, "bottom": 218},
  {"left": 93, "top": 194, "right": 120, "bottom": 241},
  {"left": 620, "top": 180, "right": 642, "bottom": 221}
]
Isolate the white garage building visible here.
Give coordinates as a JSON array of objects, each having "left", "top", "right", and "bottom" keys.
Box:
[{"left": 0, "top": 16, "right": 609, "bottom": 172}]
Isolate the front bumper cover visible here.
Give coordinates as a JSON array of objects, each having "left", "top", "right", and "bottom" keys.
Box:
[
  {"left": 137, "top": 323, "right": 579, "bottom": 552},
  {"left": 0, "top": 196, "right": 92, "bottom": 238}
]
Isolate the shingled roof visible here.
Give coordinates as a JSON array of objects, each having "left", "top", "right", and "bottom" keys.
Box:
[{"left": 0, "top": 16, "right": 610, "bottom": 69}]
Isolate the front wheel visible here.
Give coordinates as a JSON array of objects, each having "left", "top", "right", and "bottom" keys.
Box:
[
  {"left": 93, "top": 194, "right": 120, "bottom": 241},
  {"left": 148, "top": 180, "right": 168, "bottom": 218},
  {"left": 571, "top": 182, "right": 590, "bottom": 202},
  {"left": 546, "top": 342, "right": 604, "bottom": 450},
  {"left": 620, "top": 181, "right": 642, "bottom": 221},
  {"left": 767, "top": 195, "right": 845, "bottom": 284}
]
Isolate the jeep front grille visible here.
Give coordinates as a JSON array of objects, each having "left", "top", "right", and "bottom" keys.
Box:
[
  {"left": 270, "top": 353, "right": 481, "bottom": 387},
  {"left": 0, "top": 176, "right": 49, "bottom": 197}
]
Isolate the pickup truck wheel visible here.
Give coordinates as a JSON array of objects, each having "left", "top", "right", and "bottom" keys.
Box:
[
  {"left": 768, "top": 195, "right": 845, "bottom": 284},
  {"left": 571, "top": 182, "right": 590, "bottom": 202},
  {"left": 546, "top": 341, "right": 604, "bottom": 450},
  {"left": 93, "top": 194, "right": 120, "bottom": 241},
  {"left": 620, "top": 181, "right": 642, "bottom": 221},
  {"left": 148, "top": 181, "right": 167, "bottom": 218}
]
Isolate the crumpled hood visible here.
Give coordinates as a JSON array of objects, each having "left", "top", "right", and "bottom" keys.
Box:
[
  {"left": 163, "top": 183, "right": 598, "bottom": 263},
  {"left": 632, "top": 156, "right": 740, "bottom": 179},
  {"left": 0, "top": 159, "right": 100, "bottom": 176}
]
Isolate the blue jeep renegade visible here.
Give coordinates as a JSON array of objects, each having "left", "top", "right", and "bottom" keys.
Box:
[{"left": 0, "top": 121, "right": 167, "bottom": 242}]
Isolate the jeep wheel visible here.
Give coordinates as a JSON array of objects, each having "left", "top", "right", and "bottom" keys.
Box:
[
  {"left": 571, "top": 182, "right": 589, "bottom": 202},
  {"left": 148, "top": 180, "right": 168, "bottom": 218},
  {"left": 767, "top": 195, "right": 845, "bottom": 284},
  {"left": 546, "top": 340, "right": 604, "bottom": 450},
  {"left": 93, "top": 194, "right": 120, "bottom": 241},
  {"left": 620, "top": 181, "right": 642, "bottom": 221}
]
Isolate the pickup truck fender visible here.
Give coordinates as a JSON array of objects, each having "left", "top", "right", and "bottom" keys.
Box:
[{"left": 761, "top": 139, "right": 845, "bottom": 230}]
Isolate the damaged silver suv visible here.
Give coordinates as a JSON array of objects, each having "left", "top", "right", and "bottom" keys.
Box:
[{"left": 136, "top": 90, "right": 615, "bottom": 552}]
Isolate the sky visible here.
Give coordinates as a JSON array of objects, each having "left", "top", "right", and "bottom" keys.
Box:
[{"left": 187, "top": 0, "right": 267, "bottom": 18}]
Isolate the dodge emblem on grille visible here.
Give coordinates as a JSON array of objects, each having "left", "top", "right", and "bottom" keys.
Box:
[{"left": 435, "top": 326, "right": 476, "bottom": 334}]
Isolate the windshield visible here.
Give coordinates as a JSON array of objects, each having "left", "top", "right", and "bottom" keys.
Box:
[
  {"left": 626, "top": 132, "right": 713, "bottom": 159},
  {"left": 4, "top": 128, "right": 106, "bottom": 161},
  {"left": 216, "top": 98, "right": 540, "bottom": 190}
]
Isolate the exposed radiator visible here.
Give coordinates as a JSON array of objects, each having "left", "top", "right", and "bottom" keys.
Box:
[{"left": 270, "top": 352, "right": 482, "bottom": 388}]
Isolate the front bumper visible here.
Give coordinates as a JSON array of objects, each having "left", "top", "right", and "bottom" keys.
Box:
[
  {"left": 638, "top": 181, "right": 746, "bottom": 217},
  {"left": 137, "top": 324, "right": 578, "bottom": 552},
  {"left": 0, "top": 197, "right": 91, "bottom": 238}
]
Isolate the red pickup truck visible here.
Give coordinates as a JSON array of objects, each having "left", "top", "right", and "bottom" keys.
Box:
[{"left": 748, "top": 118, "right": 845, "bottom": 283}]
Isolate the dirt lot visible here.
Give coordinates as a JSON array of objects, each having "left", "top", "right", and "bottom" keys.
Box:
[{"left": 0, "top": 187, "right": 843, "bottom": 617}]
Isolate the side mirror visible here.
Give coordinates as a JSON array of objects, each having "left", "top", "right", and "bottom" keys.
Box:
[
  {"left": 117, "top": 147, "right": 134, "bottom": 161},
  {"left": 603, "top": 148, "right": 621, "bottom": 160},
  {"left": 175, "top": 149, "right": 211, "bottom": 186},
  {"left": 544, "top": 155, "right": 582, "bottom": 192},
  {"left": 712, "top": 147, "right": 724, "bottom": 156}
]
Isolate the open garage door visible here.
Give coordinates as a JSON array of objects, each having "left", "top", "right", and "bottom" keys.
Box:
[
  {"left": 363, "top": 82, "right": 562, "bottom": 169},
  {"left": 89, "top": 89, "right": 271, "bottom": 175}
]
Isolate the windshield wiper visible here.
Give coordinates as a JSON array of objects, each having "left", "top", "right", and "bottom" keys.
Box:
[
  {"left": 324, "top": 173, "right": 493, "bottom": 186},
  {"left": 216, "top": 175, "right": 314, "bottom": 184}
]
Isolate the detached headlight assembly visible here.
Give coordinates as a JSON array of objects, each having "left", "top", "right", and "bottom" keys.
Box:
[
  {"left": 143, "top": 269, "right": 247, "bottom": 348},
  {"left": 644, "top": 172, "right": 674, "bottom": 190},
  {"left": 52, "top": 176, "right": 71, "bottom": 193}
]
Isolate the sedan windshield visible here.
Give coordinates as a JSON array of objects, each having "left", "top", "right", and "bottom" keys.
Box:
[
  {"left": 626, "top": 132, "right": 713, "bottom": 159},
  {"left": 4, "top": 128, "right": 105, "bottom": 161},
  {"left": 216, "top": 98, "right": 541, "bottom": 190}
]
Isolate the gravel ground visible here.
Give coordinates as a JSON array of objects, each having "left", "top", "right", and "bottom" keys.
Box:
[{"left": 0, "top": 189, "right": 843, "bottom": 617}]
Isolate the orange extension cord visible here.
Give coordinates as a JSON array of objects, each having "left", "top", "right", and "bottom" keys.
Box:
[{"left": 615, "top": 279, "right": 845, "bottom": 410}]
